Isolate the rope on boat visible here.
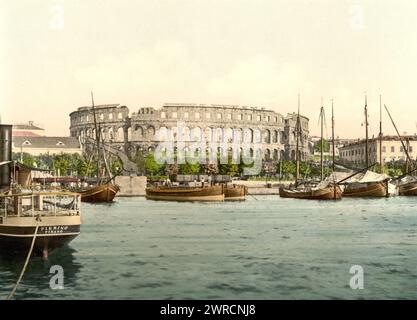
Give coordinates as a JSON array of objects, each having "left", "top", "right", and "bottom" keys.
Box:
[{"left": 6, "top": 218, "right": 40, "bottom": 300}]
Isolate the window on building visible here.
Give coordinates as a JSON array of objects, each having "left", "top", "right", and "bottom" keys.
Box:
[
  {"left": 184, "top": 112, "right": 189, "bottom": 119},
  {"left": 161, "top": 112, "right": 166, "bottom": 119},
  {"left": 266, "top": 116, "right": 270, "bottom": 122},
  {"left": 227, "top": 114, "right": 232, "bottom": 120},
  {"left": 274, "top": 117, "right": 277, "bottom": 122},
  {"left": 257, "top": 115, "right": 261, "bottom": 121},
  {"left": 238, "top": 114, "right": 243, "bottom": 120},
  {"left": 391, "top": 146, "right": 395, "bottom": 152},
  {"left": 382, "top": 146, "right": 386, "bottom": 152},
  {"left": 109, "top": 114, "right": 113, "bottom": 120},
  {"left": 410, "top": 146, "right": 413, "bottom": 152},
  {"left": 400, "top": 146, "right": 404, "bottom": 152},
  {"left": 247, "top": 114, "right": 252, "bottom": 121},
  {"left": 206, "top": 113, "right": 211, "bottom": 119},
  {"left": 195, "top": 112, "right": 200, "bottom": 119},
  {"left": 100, "top": 114, "right": 104, "bottom": 120},
  {"left": 172, "top": 112, "right": 177, "bottom": 119},
  {"left": 118, "top": 113, "right": 123, "bottom": 119},
  {"left": 217, "top": 113, "right": 222, "bottom": 119}
]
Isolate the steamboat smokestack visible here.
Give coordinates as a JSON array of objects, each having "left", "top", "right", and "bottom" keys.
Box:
[{"left": 0, "top": 124, "right": 12, "bottom": 189}]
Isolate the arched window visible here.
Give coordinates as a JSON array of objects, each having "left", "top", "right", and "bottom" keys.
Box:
[
  {"left": 191, "top": 127, "right": 202, "bottom": 141},
  {"left": 216, "top": 128, "right": 223, "bottom": 142},
  {"left": 264, "top": 129, "right": 271, "bottom": 144}
]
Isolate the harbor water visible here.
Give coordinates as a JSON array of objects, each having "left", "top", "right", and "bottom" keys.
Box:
[{"left": 0, "top": 196, "right": 416, "bottom": 299}]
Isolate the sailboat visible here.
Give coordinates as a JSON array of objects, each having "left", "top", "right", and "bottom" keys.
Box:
[
  {"left": 343, "top": 96, "right": 391, "bottom": 197},
  {"left": 384, "top": 104, "right": 417, "bottom": 196},
  {"left": 279, "top": 97, "right": 342, "bottom": 200},
  {"left": 78, "top": 93, "right": 120, "bottom": 203}
]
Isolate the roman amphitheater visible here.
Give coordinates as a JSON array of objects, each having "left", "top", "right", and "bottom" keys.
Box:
[{"left": 69, "top": 103, "right": 310, "bottom": 163}]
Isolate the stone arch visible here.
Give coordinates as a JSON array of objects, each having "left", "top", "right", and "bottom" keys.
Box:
[
  {"left": 273, "top": 130, "right": 278, "bottom": 143},
  {"left": 205, "top": 127, "right": 213, "bottom": 142},
  {"left": 146, "top": 126, "right": 155, "bottom": 139},
  {"left": 127, "top": 127, "right": 132, "bottom": 141},
  {"left": 216, "top": 128, "right": 223, "bottom": 142},
  {"left": 280, "top": 150, "right": 285, "bottom": 160},
  {"left": 234, "top": 128, "right": 243, "bottom": 143},
  {"left": 264, "top": 129, "right": 271, "bottom": 144},
  {"left": 191, "top": 127, "right": 202, "bottom": 141},
  {"left": 134, "top": 125, "right": 143, "bottom": 140},
  {"left": 171, "top": 126, "right": 178, "bottom": 140},
  {"left": 183, "top": 126, "right": 191, "bottom": 141},
  {"left": 243, "top": 128, "right": 254, "bottom": 143},
  {"left": 265, "top": 148, "right": 271, "bottom": 160},
  {"left": 254, "top": 128, "right": 262, "bottom": 143},
  {"left": 273, "top": 149, "right": 279, "bottom": 160},
  {"left": 225, "top": 128, "right": 233, "bottom": 142},
  {"left": 117, "top": 127, "right": 124, "bottom": 142},
  {"left": 158, "top": 126, "right": 168, "bottom": 141}
]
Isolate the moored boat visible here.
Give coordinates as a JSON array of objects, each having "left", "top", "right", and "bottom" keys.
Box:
[
  {"left": 343, "top": 181, "right": 389, "bottom": 197},
  {"left": 0, "top": 191, "right": 81, "bottom": 257},
  {"left": 224, "top": 184, "right": 247, "bottom": 200},
  {"left": 279, "top": 184, "right": 342, "bottom": 200},
  {"left": 79, "top": 183, "right": 120, "bottom": 203},
  {"left": 397, "top": 177, "right": 417, "bottom": 196},
  {"left": 146, "top": 184, "right": 224, "bottom": 201}
]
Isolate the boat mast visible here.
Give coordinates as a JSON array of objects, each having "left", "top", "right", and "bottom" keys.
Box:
[
  {"left": 295, "top": 94, "right": 300, "bottom": 186},
  {"left": 320, "top": 98, "right": 324, "bottom": 181},
  {"left": 331, "top": 100, "right": 335, "bottom": 175},
  {"left": 364, "top": 94, "right": 369, "bottom": 168},
  {"left": 91, "top": 92, "right": 101, "bottom": 181},
  {"left": 384, "top": 104, "right": 415, "bottom": 174},
  {"left": 332, "top": 100, "right": 337, "bottom": 199},
  {"left": 379, "top": 94, "right": 383, "bottom": 173}
]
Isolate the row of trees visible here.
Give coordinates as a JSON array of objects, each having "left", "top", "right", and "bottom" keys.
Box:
[
  {"left": 12, "top": 151, "right": 414, "bottom": 180},
  {"left": 12, "top": 152, "right": 122, "bottom": 177}
]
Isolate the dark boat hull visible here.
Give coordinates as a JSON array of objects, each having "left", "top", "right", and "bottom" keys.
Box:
[
  {"left": 398, "top": 181, "right": 417, "bottom": 196},
  {"left": 80, "top": 183, "right": 119, "bottom": 203},
  {"left": 343, "top": 181, "right": 388, "bottom": 197},
  {"left": 0, "top": 216, "right": 81, "bottom": 255},
  {"left": 146, "top": 185, "right": 224, "bottom": 201},
  {"left": 279, "top": 185, "right": 342, "bottom": 200}
]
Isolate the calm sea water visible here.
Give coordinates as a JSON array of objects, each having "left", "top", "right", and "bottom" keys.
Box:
[{"left": 0, "top": 196, "right": 416, "bottom": 300}]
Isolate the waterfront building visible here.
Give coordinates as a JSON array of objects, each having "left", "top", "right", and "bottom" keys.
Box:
[
  {"left": 69, "top": 103, "right": 310, "bottom": 163},
  {"left": 12, "top": 136, "right": 82, "bottom": 156},
  {"left": 339, "top": 135, "right": 417, "bottom": 167}
]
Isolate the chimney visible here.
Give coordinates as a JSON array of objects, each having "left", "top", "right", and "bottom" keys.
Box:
[{"left": 0, "top": 124, "right": 12, "bottom": 189}]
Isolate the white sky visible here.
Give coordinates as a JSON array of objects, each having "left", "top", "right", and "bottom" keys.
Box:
[{"left": 1, "top": 0, "right": 417, "bottom": 138}]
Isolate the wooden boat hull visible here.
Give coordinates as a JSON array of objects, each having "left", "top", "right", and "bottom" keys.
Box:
[
  {"left": 398, "top": 180, "right": 417, "bottom": 196},
  {"left": 225, "top": 185, "right": 247, "bottom": 201},
  {"left": 80, "top": 183, "right": 119, "bottom": 203},
  {"left": 343, "top": 181, "right": 388, "bottom": 197},
  {"left": 0, "top": 215, "right": 81, "bottom": 255},
  {"left": 146, "top": 185, "right": 224, "bottom": 202},
  {"left": 279, "top": 185, "right": 342, "bottom": 200}
]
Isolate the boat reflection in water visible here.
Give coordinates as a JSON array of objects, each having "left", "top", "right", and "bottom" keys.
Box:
[{"left": 0, "top": 246, "right": 81, "bottom": 299}]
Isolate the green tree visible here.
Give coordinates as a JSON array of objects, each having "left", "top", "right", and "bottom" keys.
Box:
[
  {"left": 314, "top": 139, "right": 330, "bottom": 153},
  {"left": 180, "top": 161, "right": 202, "bottom": 175},
  {"left": 144, "top": 153, "right": 164, "bottom": 176}
]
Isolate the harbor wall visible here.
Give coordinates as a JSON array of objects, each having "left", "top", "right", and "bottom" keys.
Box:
[{"left": 115, "top": 176, "right": 147, "bottom": 196}]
